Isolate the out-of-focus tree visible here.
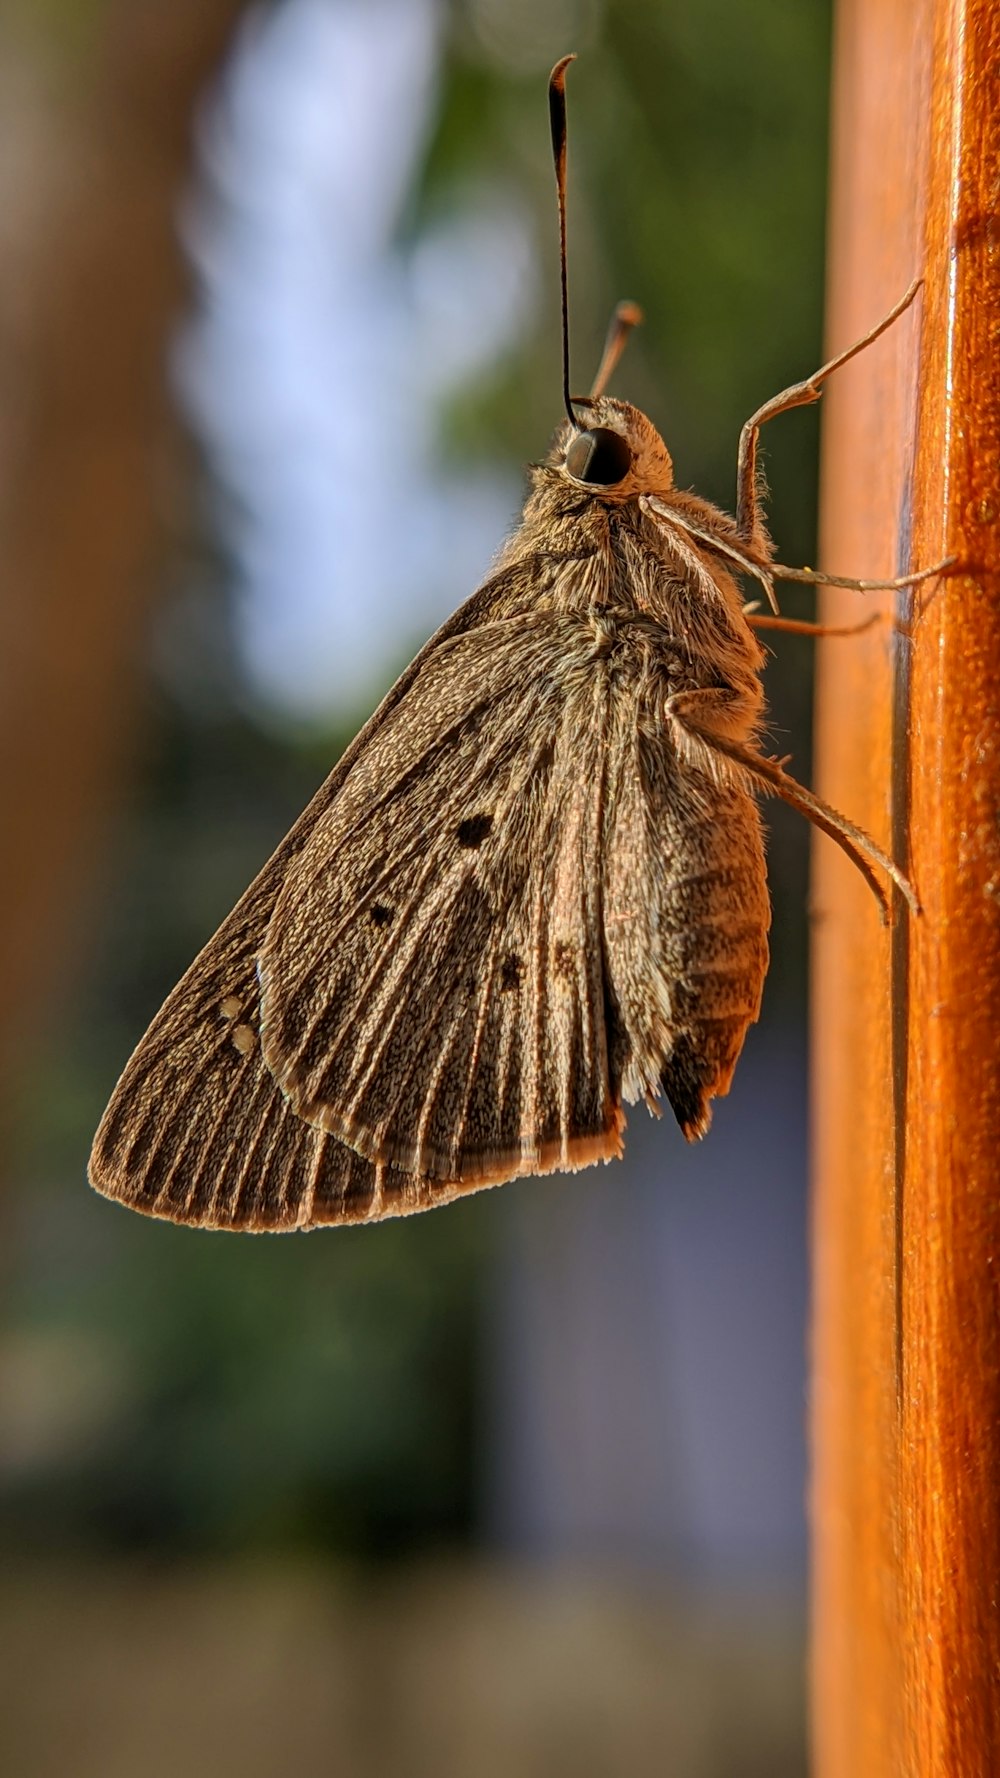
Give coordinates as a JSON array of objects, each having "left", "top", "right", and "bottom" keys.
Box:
[{"left": 0, "top": 0, "right": 247, "bottom": 1112}]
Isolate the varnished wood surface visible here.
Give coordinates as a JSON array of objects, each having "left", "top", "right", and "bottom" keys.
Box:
[{"left": 812, "top": 0, "right": 1000, "bottom": 1773}]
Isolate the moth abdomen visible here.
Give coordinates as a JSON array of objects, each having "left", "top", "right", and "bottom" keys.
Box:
[{"left": 660, "top": 1024, "right": 745, "bottom": 1141}]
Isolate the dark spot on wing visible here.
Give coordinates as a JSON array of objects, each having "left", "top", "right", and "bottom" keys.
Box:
[
  {"left": 371, "top": 904, "right": 394, "bottom": 927},
  {"left": 500, "top": 954, "right": 523, "bottom": 992},
  {"left": 456, "top": 814, "right": 493, "bottom": 848},
  {"left": 554, "top": 940, "right": 575, "bottom": 978}
]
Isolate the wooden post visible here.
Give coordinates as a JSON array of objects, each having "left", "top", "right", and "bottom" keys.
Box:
[{"left": 812, "top": 0, "right": 1000, "bottom": 1773}]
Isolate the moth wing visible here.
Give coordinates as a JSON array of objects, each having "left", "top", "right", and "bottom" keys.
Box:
[
  {"left": 88, "top": 578, "right": 541, "bottom": 1229},
  {"left": 258, "top": 616, "right": 625, "bottom": 1185},
  {"left": 88, "top": 816, "right": 456, "bottom": 1228}
]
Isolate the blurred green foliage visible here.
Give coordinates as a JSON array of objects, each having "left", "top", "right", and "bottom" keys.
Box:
[{"left": 7, "top": 0, "right": 831, "bottom": 1561}]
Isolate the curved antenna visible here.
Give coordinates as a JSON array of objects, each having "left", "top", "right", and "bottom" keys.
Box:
[
  {"left": 590, "top": 300, "right": 644, "bottom": 398},
  {"left": 548, "top": 56, "right": 577, "bottom": 429}
]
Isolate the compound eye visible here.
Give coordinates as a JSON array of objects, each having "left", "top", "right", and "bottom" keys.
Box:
[{"left": 565, "top": 426, "right": 633, "bottom": 486}]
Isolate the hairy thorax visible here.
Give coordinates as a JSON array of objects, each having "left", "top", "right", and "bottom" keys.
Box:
[{"left": 498, "top": 474, "right": 767, "bottom": 746}]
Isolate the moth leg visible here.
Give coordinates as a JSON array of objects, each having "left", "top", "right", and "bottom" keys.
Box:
[
  {"left": 745, "top": 611, "right": 883, "bottom": 639},
  {"left": 767, "top": 556, "right": 955, "bottom": 594},
  {"left": 735, "top": 279, "right": 922, "bottom": 549},
  {"left": 665, "top": 689, "right": 918, "bottom": 922}
]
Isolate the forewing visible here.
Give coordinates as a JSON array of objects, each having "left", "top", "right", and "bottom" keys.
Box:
[
  {"left": 89, "top": 571, "right": 551, "bottom": 1229},
  {"left": 259, "top": 618, "right": 625, "bottom": 1184},
  {"left": 88, "top": 870, "right": 426, "bottom": 1230}
]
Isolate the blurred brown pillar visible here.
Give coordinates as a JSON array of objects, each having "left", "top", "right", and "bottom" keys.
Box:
[
  {"left": 811, "top": 0, "right": 1000, "bottom": 1773},
  {"left": 0, "top": 3, "right": 245, "bottom": 1094}
]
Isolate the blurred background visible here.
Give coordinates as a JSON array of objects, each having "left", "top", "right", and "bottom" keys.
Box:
[{"left": 0, "top": 1, "right": 833, "bottom": 1772}]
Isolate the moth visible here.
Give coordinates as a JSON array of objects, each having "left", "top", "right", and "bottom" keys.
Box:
[{"left": 89, "top": 57, "right": 946, "bottom": 1232}]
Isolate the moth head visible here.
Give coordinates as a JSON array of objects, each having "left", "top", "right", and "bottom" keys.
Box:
[{"left": 554, "top": 396, "right": 675, "bottom": 502}]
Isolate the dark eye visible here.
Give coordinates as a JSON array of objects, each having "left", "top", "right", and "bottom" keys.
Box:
[{"left": 565, "top": 427, "right": 632, "bottom": 486}]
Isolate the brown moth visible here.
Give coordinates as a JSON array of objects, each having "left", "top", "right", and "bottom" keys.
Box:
[{"left": 89, "top": 57, "right": 946, "bottom": 1232}]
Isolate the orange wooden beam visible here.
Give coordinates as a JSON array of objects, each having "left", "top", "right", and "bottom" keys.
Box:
[{"left": 812, "top": 0, "right": 1000, "bottom": 1772}]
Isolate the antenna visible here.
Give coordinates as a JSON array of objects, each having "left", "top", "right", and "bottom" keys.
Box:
[
  {"left": 590, "top": 300, "right": 644, "bottom": 398},
  {"left": 548, "top": 55, "right": 577, "bottom": 429}
]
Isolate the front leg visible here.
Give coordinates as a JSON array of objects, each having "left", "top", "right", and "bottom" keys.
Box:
[
  {"left": 665, "top": 688, "right": 918, "bottom": 921},
  {"left": 735, "top": 281, "right": 922, "bottom": 550}
]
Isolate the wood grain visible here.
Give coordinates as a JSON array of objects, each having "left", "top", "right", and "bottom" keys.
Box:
[{"left": 812, "top": 0, "right": 1000, "bottom": 1772}]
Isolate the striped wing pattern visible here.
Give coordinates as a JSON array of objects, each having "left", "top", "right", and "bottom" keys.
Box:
[{"left": 89, "top": 613, "right": 633, "bottom": 1227}]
